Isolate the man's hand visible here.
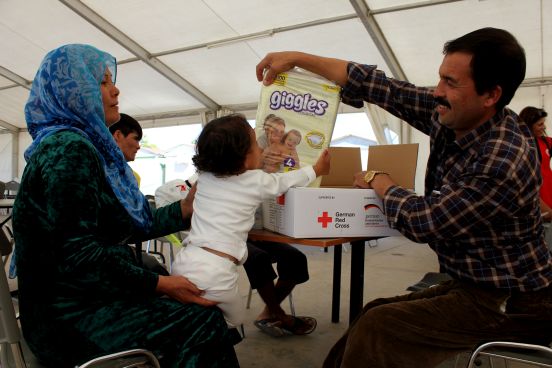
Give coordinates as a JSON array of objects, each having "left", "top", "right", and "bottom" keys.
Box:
[
  {"left": 256, "top": 52, "right": 349, "bottom": 87},
  {"left": 353, "top": 171, "right": 370, "bottom": 188},
  {"left": 313, "top": 149, "right": 331, "bottom": 177},
  {"left": 256, "top": 51, "right": 300, "bottom": 86},
  {"left": 156, "top": 275, "right": 217, "bottom": 307},
  {"left": 353, "top": 170, "right": 395, "bottom": 198}
]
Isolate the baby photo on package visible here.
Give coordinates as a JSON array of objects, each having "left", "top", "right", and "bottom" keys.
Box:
[{"left": 255, "top": 68, "right": 341, "bottom": 187}]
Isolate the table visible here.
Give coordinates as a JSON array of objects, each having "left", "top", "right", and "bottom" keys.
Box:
[{"left": 248, "top": 229, "right": 380, "bottom": 325}]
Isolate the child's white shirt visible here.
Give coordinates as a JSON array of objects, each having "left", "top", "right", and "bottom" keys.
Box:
[{"left": 186, "top": 166, "right": 316, "bottom": 264}]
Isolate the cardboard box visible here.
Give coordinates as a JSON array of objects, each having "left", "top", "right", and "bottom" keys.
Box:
[{"left": 262, "top": 144, "right": 418, "bottom": 238}]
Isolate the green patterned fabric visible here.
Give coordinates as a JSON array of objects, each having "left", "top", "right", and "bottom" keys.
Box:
[{"left": 13, "top": 131, "right": 239, "bottom": 367}]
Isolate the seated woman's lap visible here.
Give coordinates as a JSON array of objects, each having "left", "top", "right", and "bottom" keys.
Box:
[{"left": 29, "top": 298, "right": 233, "bottom": 367}]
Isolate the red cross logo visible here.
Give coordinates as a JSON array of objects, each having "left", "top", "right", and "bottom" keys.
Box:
[{"left": 317, "top": 211, "right": 333, "bottom": 228}]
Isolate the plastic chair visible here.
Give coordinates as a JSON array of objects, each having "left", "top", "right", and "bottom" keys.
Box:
[
  {"left": 466, "top": 341, "right": 552, "bottom": 368},
  {"left": 0, "top": 226, "right": 161, "bottom": 368}
]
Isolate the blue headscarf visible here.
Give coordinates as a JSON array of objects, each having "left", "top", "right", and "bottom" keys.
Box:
[{"left": 24, "top": 44, "right": 152, "bottom": 233}]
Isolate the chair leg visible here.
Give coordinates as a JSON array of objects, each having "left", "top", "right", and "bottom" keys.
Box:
[
  {"left": 246, "top": 286, "right": 253, "bottom": 309},
  {"left": 10, "top": 342, "right": 26, "bottom": 368},
  {"left": 239, "top": 324, "right": 245, "bottom": 338},
  {"left": 168, "top": 243, "right": 174, "bottom": 274},
  {"left": 246, "top": 285, "right": 295, "bottom": 316},
  {"left": 288, "top": 291, "right": 295, "bottom": 316},
  {"left": 1, "top": 343, "right": 10, "bottom": 368}
]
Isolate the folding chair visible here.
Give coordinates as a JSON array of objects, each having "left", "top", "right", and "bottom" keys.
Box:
[{"left": 467, "top": 341, "right": 552, "bottom": 368}]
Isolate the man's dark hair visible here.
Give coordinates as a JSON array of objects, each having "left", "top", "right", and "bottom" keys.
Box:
[
  {"left": 443, "top": 27, "right": 526, "bottom": 110},
  {"left": 192, "top": 114, "right": 252, "bottom": 177},
  {"left": 109, "top": 113, "right": 143, "bottom": 140},
  {"left": 519, "top": 106, "right": 548, "bottom": 128}
]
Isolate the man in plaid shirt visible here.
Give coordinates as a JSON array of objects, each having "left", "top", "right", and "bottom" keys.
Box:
[{"left": 256, "top": 28, "right": 552, "bottom": 367}]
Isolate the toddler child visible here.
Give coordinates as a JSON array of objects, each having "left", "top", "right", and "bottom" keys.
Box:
[{"left": 171, "top": 114, "right": 330, "bottom": 326}]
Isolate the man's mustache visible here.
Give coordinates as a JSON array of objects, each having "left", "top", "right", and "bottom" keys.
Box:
[{"left": 435, "top": 97, "right": 451, "bottom": 109}]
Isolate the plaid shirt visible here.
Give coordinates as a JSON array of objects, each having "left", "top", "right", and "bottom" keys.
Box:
[{"left": 342, "top": 62, "right": 552, "bottom": 291}]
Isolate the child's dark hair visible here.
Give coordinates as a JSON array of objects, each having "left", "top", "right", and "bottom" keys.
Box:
[{"left": 192, "top": 114, "right": 252, "bottom": 176}]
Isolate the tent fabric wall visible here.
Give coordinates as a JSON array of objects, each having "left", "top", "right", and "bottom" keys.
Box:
[{"left": 0, "top": 0, "right": 551, "bottom": 185}]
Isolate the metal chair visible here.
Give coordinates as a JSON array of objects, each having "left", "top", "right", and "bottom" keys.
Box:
[
  {"left": 0, "top": 226, "right": 160, "bottom": 368},
  {"left": 406, "top": 274, "right": 552, "bottom": 368},
  {"left": 76, "top": 349, "right": 160, "bottom": 368},
  {"left": 466, "top": 341, "right": 552, "bottom": 368}
]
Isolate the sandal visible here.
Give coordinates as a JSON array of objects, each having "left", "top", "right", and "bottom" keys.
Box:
[
  {"left": 280, "top": 316, "right": 317, "bottom": 335},
  {"left": 254, "top": 319, "right": 285, "bottom": 337}
]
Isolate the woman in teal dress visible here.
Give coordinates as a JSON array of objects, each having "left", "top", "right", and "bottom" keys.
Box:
[{"left": 12, "top": 44, "right": 240, "bottom": 367}]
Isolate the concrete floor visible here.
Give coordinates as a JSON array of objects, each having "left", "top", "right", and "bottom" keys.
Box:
[
  {"left": 234, "top": 235, "right": 442, "bottom": 368},
  {"left": 232, "top": 236, "right": 541, "bottom": 368}
]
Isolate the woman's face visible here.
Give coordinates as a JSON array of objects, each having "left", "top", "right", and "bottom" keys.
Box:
[
  {"left": 532, "top": 117, "right": 547, "bottom": 138},
  {"left": 101, "top": 69, "right": 120, "bottom": 125}
]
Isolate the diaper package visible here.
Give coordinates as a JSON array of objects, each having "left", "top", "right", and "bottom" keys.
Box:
[{"left": 255, "top": 68, "right": 341, "bottom": 187}]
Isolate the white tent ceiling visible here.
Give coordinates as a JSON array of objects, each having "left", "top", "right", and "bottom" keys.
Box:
[{"left": 0, "top": 0, "right": 551, "bottom": 134}]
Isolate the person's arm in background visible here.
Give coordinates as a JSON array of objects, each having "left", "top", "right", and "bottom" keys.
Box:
[{"left": 146, "top": 183, "right": 196, "bottom": 239}]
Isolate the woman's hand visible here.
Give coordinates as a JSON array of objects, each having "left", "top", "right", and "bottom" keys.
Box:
[
  {"left": 156, "top": 275, "right": 217, "bottom": 307},
  {"left": 179, "top": 183, "right": 196, "bottom": 221}
]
